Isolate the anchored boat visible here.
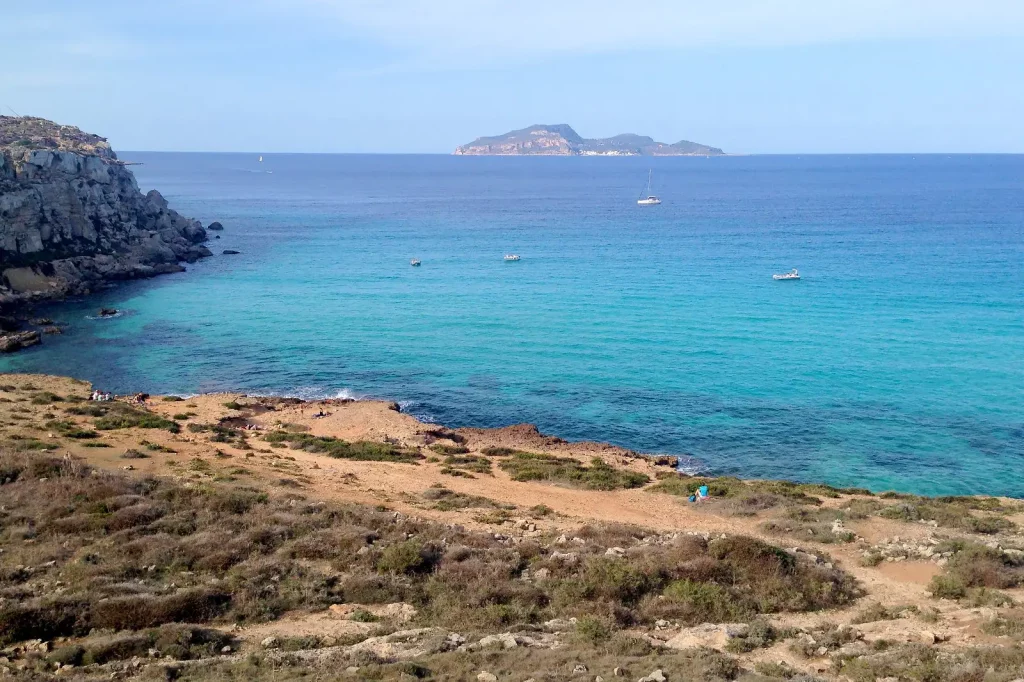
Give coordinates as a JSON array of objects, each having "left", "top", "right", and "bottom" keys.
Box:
[
  {"left": 637, "top": 169, "right": 661, "bottom": 205},
  {"left": 772, "top": 269, "right": 800, "bottom": 281}
]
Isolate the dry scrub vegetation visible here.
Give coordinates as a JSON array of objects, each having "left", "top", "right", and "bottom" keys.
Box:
[
  {"left": 0, "top": 449, "right": 859, "bottom": 680},
  {"left": 3, "top": 377, "right": 1024, "bottom": 681}
]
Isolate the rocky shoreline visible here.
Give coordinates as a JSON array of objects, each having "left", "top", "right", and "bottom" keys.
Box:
[{"left": 0, "top": 116, "right": 218, "bottom": 351}]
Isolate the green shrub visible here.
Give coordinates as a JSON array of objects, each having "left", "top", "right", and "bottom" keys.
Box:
[
  {"left": 429, "top": 443, "right": 469, "bottom": 455},
  {"left": 349, "top": 609, "right": 379, "bottom": 623},
  {"left": 499, "top": 453, "right": 649, "bottom": 490},
  {"left": 263, "top": 431, "right": 422, "bottom": 463},
  {"left": 30, "top": 391, "right": 64, "bottom": 405},
  {"left": 376, "top": 540, "right": 439, "bottom": 575},
  {"left": 45, "top": 419, "right": 98, "bottom": 439},
  {"left": 442, "top": 453, "right": 492, "bottom": 474},
  {"left": 574, "top": 615, "right": 613, "bottom": 644},
  {"left": 94, "top": 406, "right": 179, "bottom": 433}
]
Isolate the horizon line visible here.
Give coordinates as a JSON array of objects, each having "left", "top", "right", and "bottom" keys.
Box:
[{"left": 119, "top": 150, "right": 1024, "bottom": 156}]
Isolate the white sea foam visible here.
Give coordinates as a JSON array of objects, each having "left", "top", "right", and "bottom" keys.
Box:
[{"left": 674, "top": 455, "right": 707, "bottom": 476}]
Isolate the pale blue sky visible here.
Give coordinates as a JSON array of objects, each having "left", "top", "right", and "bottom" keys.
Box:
[{"left": 3, "top": 1, "right": 1023, "bottom": 153}]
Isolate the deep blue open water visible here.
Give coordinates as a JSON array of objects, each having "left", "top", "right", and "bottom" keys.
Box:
[{"left": 3, "top": 153, "right": 1022, "bottom": 496}]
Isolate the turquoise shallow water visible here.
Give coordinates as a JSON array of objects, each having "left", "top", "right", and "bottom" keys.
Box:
[{"left": 3, "top": 153, "right": 1023, "bottom": 496}]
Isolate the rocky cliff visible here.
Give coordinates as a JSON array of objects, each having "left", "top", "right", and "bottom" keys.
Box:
[
  {"left": 0, "top": 116, "right": 212, "bottom": 316},
  {"left": 454, "top": 124, "right": 724, "bottom": 156}
]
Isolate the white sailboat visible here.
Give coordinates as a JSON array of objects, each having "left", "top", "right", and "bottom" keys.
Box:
[
  {"left": 258, "top": 155, "right": 263, "bottom": 163},
  {"left": 637, "top": 169, "right": 661, "bottom": 205}
]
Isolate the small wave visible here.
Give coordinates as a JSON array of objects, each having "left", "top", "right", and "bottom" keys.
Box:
[
  {"left": 674, "top": 454, "right": 708, "bottom": 476},
  {"left": 266, "top": 385, "right": 364, "bottom": 402},
  {"left": 85, "top": 311, "right": 124, "bottom": 320}
]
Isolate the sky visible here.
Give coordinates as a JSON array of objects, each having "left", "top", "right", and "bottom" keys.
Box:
[{"left": 3, "top": 1, "right": 1024, "bottom": 153}]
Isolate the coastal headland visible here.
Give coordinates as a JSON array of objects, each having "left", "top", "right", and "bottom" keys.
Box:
[
  {"left": 1, "top": 374, "right": 1022, "bottom": 681},
  {"left": 0, "top": 117, "right": 216, "bottom": 351}
]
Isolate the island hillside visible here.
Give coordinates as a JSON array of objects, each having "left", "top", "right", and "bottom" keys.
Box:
[
  {"left": 454, "top": 124, "right": 724, "bottom": 156},
  {"left": 0, "top": 373, "right": 1022, "bottom": 681}
]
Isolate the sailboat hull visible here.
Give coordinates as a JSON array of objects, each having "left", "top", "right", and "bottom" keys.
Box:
[{"left": 637, "top": 198, "right": 661, "bottom": 205}]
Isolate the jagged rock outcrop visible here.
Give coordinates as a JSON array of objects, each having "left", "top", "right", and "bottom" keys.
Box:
[{"left": 0, "top": 116, "right": 213, "bottom": 312}]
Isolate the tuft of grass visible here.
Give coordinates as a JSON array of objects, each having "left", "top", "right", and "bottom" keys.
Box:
[
  {"left": 162, "top": 396, "right": 185, "bottom": 402},
  {"left": 45, "top": 419, "right": 99, "bottom": 439},
  {"left": 140, "top": 439, "right": 176, "bottom": 453},
  {"left": 442, "top": 453, "right": 492, "bottom": 475},
  {"left": 30, "top": 391, "right": 64, "bottom": 405},
  {"left": 762, "top": 507, "right": 857, "bottom": 544},
  {"left": 223, "top": 401, "right": 243, "bottom": 410},
  {"left": 419, "top": 483, "right": 512, "bottom": 509},
  {"left": 428, "top": 443, "right": 470, "bottom": 456},
  {"left": 499, "top": 453, "right": 649, "bottom": 490}
]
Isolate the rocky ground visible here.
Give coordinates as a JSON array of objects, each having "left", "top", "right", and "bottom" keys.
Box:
[{"left": 1, "top": 374, "right": 1023, "bottom": 681}]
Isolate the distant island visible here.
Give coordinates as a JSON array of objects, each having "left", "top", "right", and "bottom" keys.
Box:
[{"left": 454, "top": 124, "right": 724, "bottom": 156}]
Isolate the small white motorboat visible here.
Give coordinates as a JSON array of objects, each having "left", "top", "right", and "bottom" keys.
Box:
[
  {"left": 410, "top": 259, "right": 421, "bottom": 267},
  {"left": 772, "top": 268, "right": 800, "bottom": 281},
  {"left": 504, "top": 254, "right": 521, "bottom": 262}
]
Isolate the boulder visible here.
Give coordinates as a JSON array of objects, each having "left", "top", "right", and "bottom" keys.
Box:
[
  {"left": 98, "top": 308, "right": 118, "bottom": 317},
  {"left": 0, "top": 330, "right": 40, "bottom": 353},
  {"left": 664, "top": 623, "right": 748, "bottom": 652},
  {"left": 207, "top": 221, "right": 224, "bottom": 230},
  {"left": 222, "top": 250, "right": 240, "bottom": 255},
  {"left": 477, "top": 633, "right": 518, "bottom": 650}
]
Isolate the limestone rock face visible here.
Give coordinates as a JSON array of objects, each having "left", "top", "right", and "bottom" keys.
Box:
[{"left": 0, "top": 116, "right": 212, "bottom": 310}]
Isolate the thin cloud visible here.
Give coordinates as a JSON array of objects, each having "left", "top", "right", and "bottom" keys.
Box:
[{"left": 297, "top": 0, "right": 1024, "bottom": 58}]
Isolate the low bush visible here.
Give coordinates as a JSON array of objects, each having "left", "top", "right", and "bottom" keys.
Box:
[
  {"left": 45, "top": 419, "right": 98, "bottom": 439},
  {"left": 928, "top": 542, "right": 1024, "bottom": 599},
  {"left": 649, "top": 474, "right": 830, "bottom": 506},
  {"left": 499, "top": 453, "right": 649, "bottom": 490},
  {"left": 30, "top": 391, "right": 64, "bottom": 405},
  {"left": 263, "top": 431, "right": 422, "bottom": 463},
  {"left": 442, "top": 453, "right": 492, "bottom": 474},
  {"left": 839, "top": 642, "right": 1024, "bottom": 682},
  {"left": 428, "top": 443, "right": 469, "bottom": 455},
  {"left": 879, "top": 499, "right": 1016, "bottom": 534},
  {"left": 376, "top": 540, "right": 441, "bottom": 575},
  {"left": 94, "top": 405, "right": 180, "bottom": 433},
  {"left": 422, "top": 485, "right": 511, "bottom": 511}
]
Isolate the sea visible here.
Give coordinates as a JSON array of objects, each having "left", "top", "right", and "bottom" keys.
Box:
[{"left": 2, "top": 153, "right": 1022, "bottom": 497}]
